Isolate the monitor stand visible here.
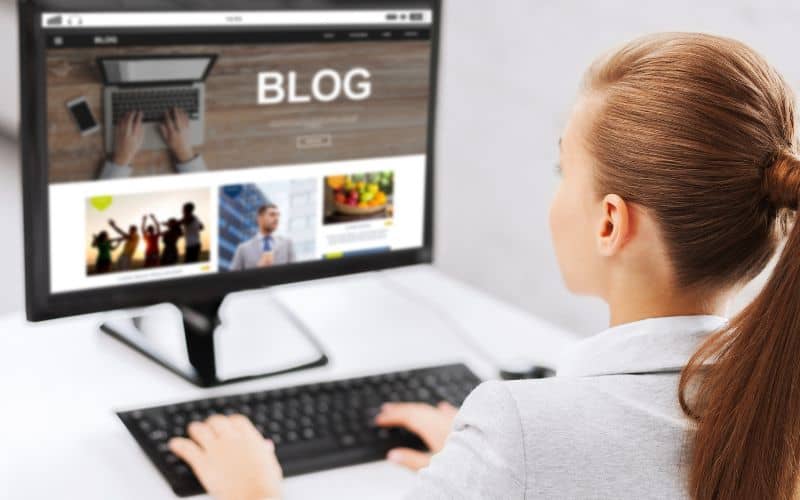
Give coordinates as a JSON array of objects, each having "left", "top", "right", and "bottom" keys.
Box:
[{"left": 99, "top": 292, "right": 329, "bottom": 388}]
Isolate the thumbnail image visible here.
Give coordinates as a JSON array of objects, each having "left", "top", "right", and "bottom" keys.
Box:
[
  {"left": 85, "top": 189, "right": 211, "bottom": 276},
  {"left": 323, "top": 171, "right": 394, "bottom": 224},
  {"left": 218, "top": 180, "right": 318, "bottom": 272}
]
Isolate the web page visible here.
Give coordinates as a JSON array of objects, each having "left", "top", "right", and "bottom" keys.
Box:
[{"left": 41, "top": 10, "right": 433, "bottom": 293}]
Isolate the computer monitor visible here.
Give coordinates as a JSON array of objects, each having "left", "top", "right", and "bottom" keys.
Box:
[{"left": 19, "top": 0, "right": 440, "bottom": 386}]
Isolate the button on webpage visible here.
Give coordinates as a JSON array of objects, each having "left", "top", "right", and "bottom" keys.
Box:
[{"left": 296, "top": 134, "right": 333, "bottom": 149}]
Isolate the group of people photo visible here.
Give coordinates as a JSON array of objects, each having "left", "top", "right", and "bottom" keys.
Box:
[{"left": 89, "top": 201, "right": 207, "bottom": 275}]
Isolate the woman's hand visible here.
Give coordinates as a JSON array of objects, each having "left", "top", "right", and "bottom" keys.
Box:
[
  {"left": 375, "top": 401, "right": 459, "bottom": 471},
  {"left": 168, "top": 414, "right": 283, "bottom": 500},
  {"left": 112, "top": 111, "right": 144, "bottom": 166}
]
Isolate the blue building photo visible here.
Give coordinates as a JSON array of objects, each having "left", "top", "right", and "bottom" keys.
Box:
[{"left": 218, "top": 180, "right": 319, "bottom": 271}]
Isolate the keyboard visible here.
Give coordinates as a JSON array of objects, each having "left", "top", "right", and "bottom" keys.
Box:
[
  {"left": 111, "top": 87, "right": 200, "bottom": 125},
  {"left": 117, "top": 363, "right": 482, "bottom": 497}
]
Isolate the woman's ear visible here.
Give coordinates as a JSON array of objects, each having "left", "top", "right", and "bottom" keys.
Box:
[{"left": 595, "top": 194, "right": 631, "bottom": 257}]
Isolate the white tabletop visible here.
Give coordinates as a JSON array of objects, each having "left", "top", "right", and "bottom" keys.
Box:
[{"left": 0, "top": 265, "right": 577, "bottom": 499}]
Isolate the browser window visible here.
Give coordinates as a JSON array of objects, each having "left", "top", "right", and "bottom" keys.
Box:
[{"left": 41, "top": 9, "right": 433, "bottom": 293}]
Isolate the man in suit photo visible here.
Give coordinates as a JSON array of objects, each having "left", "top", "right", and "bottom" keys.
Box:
[{"left": 229, "top": 202, "right": 295, "bottom": 270}]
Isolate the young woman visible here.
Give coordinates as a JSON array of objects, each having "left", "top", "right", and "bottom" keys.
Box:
[
  {"left": 108, "top": 219, "right": 140, "bottom": 271},
  {"left": 167, "top": 33, "right": 800, "bottom": 500},
  {"left": 90, "top": 230, "right": 121, "bottom": 274},
  {"left": 141, "top": 214, "right": 161, "bottom": 268},
  {"left": 159, "top": 218, "right": 183, "bottom": 266}
]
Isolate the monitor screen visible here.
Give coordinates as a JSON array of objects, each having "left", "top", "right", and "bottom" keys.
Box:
[
  {"left": 98, "top": 56, "right": 216, "bottom": 85},
  {"left": 36, "top": 6, "right": 434, "bottom": 296}
]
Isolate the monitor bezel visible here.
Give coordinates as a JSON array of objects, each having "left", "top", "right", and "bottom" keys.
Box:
[{"left": 19, "top": 0, "right": 440, "bottom": 322}]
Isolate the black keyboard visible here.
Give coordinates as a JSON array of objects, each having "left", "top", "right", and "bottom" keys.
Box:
[
  {"left": 111, "top": 87, "right": 200, "bottom": 124},
  {"left": 118, "top": 363, "right": 482, "bottom": 497}
]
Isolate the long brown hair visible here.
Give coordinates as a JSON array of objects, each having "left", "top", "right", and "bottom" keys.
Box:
[{"left": 583, "top": 33, "right": 800, "bottom": 499}]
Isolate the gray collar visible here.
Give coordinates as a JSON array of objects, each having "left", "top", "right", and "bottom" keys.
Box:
[{"left": 557, "top": 315, "right": 728, "bottom": 377}]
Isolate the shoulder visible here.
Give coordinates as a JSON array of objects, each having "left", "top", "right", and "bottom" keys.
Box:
[
  {"left": 450, "top": 380, "right": 528, "bottom": 469},
  {"left": 457, "top": 377, "right": 655, "bottom": 468},
  {"left": 506, "top": 374, "right": 692, "bottom": 493},
  {"left": 235, "top": 237, "right": 257, "bottom": 252},
  {"left": 454, "top": 378, "right": 578, "bottom": 445},
  {"left": 408, "top": 380, "right": 527, "bottom": 498},
  {"left": 456, "top": 380, "right": 522, "bottom": 426}
]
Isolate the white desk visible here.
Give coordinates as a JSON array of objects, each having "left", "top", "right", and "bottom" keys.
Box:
[{"left": 0, "top": 265, "right": 577, "bottom": 499}]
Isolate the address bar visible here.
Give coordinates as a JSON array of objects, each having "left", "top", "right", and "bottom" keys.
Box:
[{"left": 41, "top": 10, "right": 433, "bottom": 29}]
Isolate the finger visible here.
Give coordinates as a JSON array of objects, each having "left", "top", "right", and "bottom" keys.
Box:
[
  {"left": 122, "top": 111, "right": 133, "bottom": 132},
  {"left": 159, "top": 123, "right": 169, "bottom": 140},
  {"left": 164, "top": 107, "right": 175, "bottom": 132},
  {"left": 168, "top": 437, "right": 206, "bottom": 467},
  {"left": 437, "top": 401, "right": 458, "bottom": 416},
  {"left": 229, "top": 414, "right": 261, "bottom": 438},
  {"left": 263, "top": 439, "right": 283, "bottom": 474},
  {"left": 171, "top": 107, "right": 182, "bottom": 129},
  {"left": 173, "top": 107, "right": 183, "bottom": 127},
  {"left": 263, "top": 439, "right": 280, "bottom": 463},
  {"left": 187, "top": 421, "right": 216, "bottom": 449},
  {"left": 179, "top": 107, "right": 189, "bottom": 128},
  {"left": 205, "top": 414, "right": 234, "bottom": 436},
  {"left": 375, "top": 403, "right": 435, "bottom": 435},
  {"left": 134, "top": 111, "right": 144, "bottom": 134},
  {"left": 386, "top": 448, "right": 431, "bottom": 471}
]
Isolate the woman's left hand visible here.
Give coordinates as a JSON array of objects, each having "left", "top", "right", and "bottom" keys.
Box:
[{"left": 169, "top": 414, "right": 283, "bottom": 500}]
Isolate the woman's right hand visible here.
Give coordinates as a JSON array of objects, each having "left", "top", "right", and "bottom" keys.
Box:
[
  {"left": 374, "top": 401, "right": 458, "bottom": 471},
  {"left": 160, "top": 107, "right": 195, "bottom": 163}
]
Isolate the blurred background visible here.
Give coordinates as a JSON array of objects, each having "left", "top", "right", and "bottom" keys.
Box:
[{"left": 1, "top": 0, "right": 797, "bottom": 335}]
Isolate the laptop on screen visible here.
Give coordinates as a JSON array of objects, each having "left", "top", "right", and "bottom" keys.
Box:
[{"left": 98, "top": 54, "right": 217, "bottom": 151}]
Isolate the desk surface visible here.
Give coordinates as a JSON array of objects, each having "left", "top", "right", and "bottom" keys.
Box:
[{"left": 1, "top": 265, "right": 577, "bottom": 499}]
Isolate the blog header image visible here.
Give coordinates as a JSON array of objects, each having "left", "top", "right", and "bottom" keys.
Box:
[
  {"left": 85, "top": 188, "right": 211, "bottom": 276},
  {"left": 323, "top": 171, "right": 394, "bottom": 225},
  {"left": 45, "top": 33, "right": 431, "bottom": 184},
  {"left": 219, "top": 180, "right": 318, "bottom": 272}
]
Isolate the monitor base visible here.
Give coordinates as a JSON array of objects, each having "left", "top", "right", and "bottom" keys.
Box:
[{"left": 100, "top": 294, "right": 329, "bottom": 388}]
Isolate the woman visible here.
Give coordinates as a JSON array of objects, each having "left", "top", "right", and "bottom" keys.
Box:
[
  {"left": 167, "top": 33, "right": 800, "bottom": 500},
  {"left": 141, "top": 214, "right": 161, "bottom": 268},
  {"left": 159, "top": 218, "right": 183, "bottom": 266},
  {"left": 90, "top": 230, "right": 120, "bottom": 274},
  {"left": 108, "top": 219, "right": 139, "bottom": 271}
]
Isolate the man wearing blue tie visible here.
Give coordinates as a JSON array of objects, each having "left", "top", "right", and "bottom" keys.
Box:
[{"left": 229, "top": 203, "right": 295, "bottom": 271}]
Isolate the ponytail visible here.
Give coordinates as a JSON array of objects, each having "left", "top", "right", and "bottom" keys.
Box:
[
  {"left": 679, "top": 150, "right": 800, "bottom": 500},
  {"left": 582, "top": 33, "right": 800, "bottom": 500}
]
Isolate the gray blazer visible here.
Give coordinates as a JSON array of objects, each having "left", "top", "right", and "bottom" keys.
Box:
[
  {"left": 229, "top": 234, "right": 295, "bottom": 271},
  {"left": 408, "top": 315, "right": 728, "bottom": 499}
]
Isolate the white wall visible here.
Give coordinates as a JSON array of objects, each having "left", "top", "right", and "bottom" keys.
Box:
[
  {"left": 0, "top": 0, "right": 798, "bottom": 333},
  {"left": 433, "top": 0, "right": 800, "bottom": 336}
]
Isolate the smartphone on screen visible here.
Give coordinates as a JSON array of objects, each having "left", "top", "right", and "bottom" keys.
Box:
[{"left": 66, "top": 96, "right": 100, "bottom": 136}]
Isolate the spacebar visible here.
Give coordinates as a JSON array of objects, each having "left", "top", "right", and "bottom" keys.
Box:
[{"left": 277, "top": 438, "right": 385, "bottom": 476}]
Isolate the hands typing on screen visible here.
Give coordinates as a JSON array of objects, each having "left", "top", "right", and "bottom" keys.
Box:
[
  {"left": 112, "top": 107, "right": 196, "bottom": 167},
  {"left": 167, "top": 402, "right": 459, "bottom": 500}
]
